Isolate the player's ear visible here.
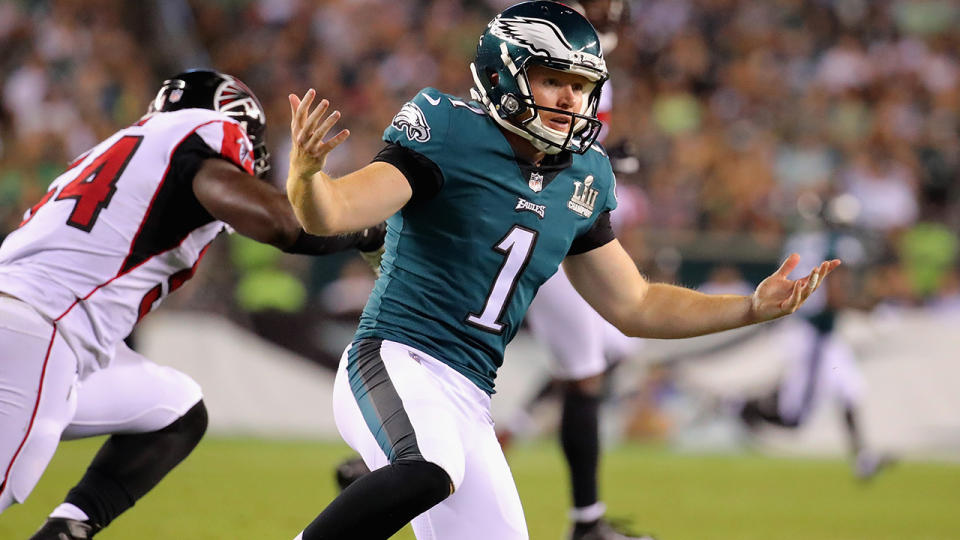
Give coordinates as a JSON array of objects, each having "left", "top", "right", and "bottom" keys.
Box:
[{"left": 489, "top": 71, "right": 499, "bottom": 86}]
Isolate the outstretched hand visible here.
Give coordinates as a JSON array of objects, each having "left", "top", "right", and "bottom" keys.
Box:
[
  {"left": 288, "top": 89, "right": 350, "bottom": 179},
  {"left": 750, "top": 254, "right": 841, "bottom": 323}
]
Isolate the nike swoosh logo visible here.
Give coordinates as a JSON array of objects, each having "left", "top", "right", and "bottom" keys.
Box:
[{"left": 423, "top": 94, "right": 441, "bottom": 106}]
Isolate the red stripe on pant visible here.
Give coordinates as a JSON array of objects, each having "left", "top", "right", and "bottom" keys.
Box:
[{"left": 0, "top": 325, "right": 58, "bottom": 501}]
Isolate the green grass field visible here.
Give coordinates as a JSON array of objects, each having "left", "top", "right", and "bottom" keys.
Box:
[{"left": 2, "top": 437, "right": 958, "bottom": 539}]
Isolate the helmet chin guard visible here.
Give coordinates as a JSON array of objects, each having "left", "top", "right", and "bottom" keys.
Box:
[{"left": 471, "top": 1, "right": 608, "bottom": 155}]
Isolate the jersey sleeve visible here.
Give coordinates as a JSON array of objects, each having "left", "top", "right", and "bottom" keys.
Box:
[
  {"left": 598, "top": 150, "right": 618, "bottom": 215},
  {"left": 372, "top": 143, "right": 444, "bottom": 203},
  {"left": 382, "top": 87, "right": 452, "bottom": 165},
  {"left": 193, "top": 119, "right": 256, "bottom": 175},
  {"left": 568, "top": 210, "right": 615, "bottom": 256},
  {"left": 160, "top": 132, "right": 220, "bottom": 228},
  {"left": 568, "top": 152, "right": 619, "bottom": 256}
]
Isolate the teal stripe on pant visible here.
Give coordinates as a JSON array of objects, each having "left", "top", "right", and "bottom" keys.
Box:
[{"left": 346, "top": 339, "right": 423, "bottom": 463}]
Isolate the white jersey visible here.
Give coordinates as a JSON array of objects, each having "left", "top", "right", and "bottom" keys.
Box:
[
  {"left": 0, "top": 108, "right": 255, "bottom": 374},
  {"left": 597, "top": 79, "right": 612, "bottom": 143},
  {"left": 524, "top": 77, "right": 644, "bottom": 380}
]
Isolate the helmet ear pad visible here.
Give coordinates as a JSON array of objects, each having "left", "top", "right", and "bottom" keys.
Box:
[{"left": 488, "top": 72, "right": 534, "bottom": 123}]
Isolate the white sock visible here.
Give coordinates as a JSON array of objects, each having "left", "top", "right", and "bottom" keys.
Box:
[
  {"left": 49, "top": 502, "right": 90, "bottom": 522},
  {"left": 570, "top": 501, "right": 606, "bottom": 523}
]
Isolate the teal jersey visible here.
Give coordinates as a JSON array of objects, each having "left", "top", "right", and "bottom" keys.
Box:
[{"left": 355, "top": 88, "right": 617, "bottom": 393}]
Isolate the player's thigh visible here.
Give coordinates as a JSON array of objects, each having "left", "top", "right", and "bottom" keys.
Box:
[
  {"left": 332, "top": 347, "right": 390, "bottom": 472},
  {"left": 600, "top": 317, "right": 644, "bottom": 360},
  {"left": 0, "top": 299, "right": 78, "bottom": 510},
  {"left": 776, "top": 320, "right": 818, "bottom": 420},
  {"left": 333, "top": 339, "right": 466, "bottom": 486},
  {"left": 62, "top": 341, "right": 202, "bottom": 439},
  {"left": 820, "top": 335, "right": 864, "bottom": 406},
  {"left": 526, "top": 269, "right": 607, "bottom": 380},
  {"left": 411, "top": 423, "right": 528, "bottom": 540}
]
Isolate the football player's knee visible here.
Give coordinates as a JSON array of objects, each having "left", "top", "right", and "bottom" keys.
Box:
[
  {"left": 780, "top": 416, "right": 802, "bottom": 428},
  {"left": 1, "top": 418, "right": 65, "bottom": 508},
  {"left": 0, "top": 485, "right": 18, "bottom": 514},
  {"left": 392, "top": 430, "right": 466, "bottom": 491},
  {"left": 395, "top": 460, "right": 455, "bottom": 501},
  {"left": 162, "top": 399, "right": 208, "bottom": 451},
  {"left": 564, "top": 375, "right": 604, "bottom": 397},
  {"left": 429, "top": 455, "right": 463, "bottom": 493},
  {"left": 777, "top": 409, "right": 803, "bottom": 428},
  {"left": 395, "top": 452, "right": 464, "bottom": 493}
]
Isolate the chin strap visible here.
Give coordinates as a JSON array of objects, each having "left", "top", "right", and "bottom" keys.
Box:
[
  {"left": 470, "top": 72, "right": 566, "bottom": 155},
  {"left": 470, "top": 61, "right": 589, "bottom": 155}
]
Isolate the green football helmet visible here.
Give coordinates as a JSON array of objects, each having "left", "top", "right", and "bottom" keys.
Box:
[{"left": 470, "top": 1, "right": 608, "bottom": 155}]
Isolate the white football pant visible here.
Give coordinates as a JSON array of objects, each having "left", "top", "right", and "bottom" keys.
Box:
[
  {"left": 526, "top": 266, "right": 642, "bottom": 380},
  {"left": 777, "top": 318, "right": 864, "bottom": 423},
  {"left": 333, "top": 340, "right": 529, "bottom": 540},
  {"left": 0, "top": 296, "right": 202, "bottom": 512}
]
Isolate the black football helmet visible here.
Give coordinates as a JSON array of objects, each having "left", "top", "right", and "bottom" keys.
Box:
[{"left": 148, "top": 69, "right": 270, "bottom": 177}]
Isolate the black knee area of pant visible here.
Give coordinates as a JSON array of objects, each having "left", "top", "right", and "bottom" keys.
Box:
[
  {"left": 739, "top": 399, "right": 764, "bottom": 427},
  {"left": 65, "top": 400, "right": 208, "bottom": 528},
  {"left": 561, "top": 386, "right": 601, "bottom": 509},
  {"left": 302, "top": 459, "right": 452, "bottom": 540},
  {"left": 396, "top": 459, "right": 453, "bottom": 500},
  {"left": 169, "top": 398, "right": 209, "bottom": 447},
  {"left": 777, "top": 415, "right": 802, "bottom": 428},
  {"left": 741, "top": 392, "right": 802, "bottom": 428}
]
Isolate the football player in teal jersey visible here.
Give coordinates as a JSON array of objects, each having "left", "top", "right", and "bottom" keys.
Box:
[{"left": 285, "top": 2, "right": 839, "bottom": 539}]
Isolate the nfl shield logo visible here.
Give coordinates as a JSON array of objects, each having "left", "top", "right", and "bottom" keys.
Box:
[{"left": 528, "top": 171, "right": 544, "bottom": 192}]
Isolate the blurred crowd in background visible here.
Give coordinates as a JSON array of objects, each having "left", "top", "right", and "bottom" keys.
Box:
[{"left": 2, "top": 0, "right": 959, "bottom": 348}]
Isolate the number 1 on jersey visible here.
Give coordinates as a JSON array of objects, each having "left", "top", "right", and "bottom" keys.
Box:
[{"left": 466, "top": 225, "right": 538, "bottom": 334}]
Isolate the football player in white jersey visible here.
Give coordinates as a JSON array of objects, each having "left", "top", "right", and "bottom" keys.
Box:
[
  {"left": 737, "top": 215, "right": 892, "bottom": 481},
  {"left": 0, "top": 70, "right": 385, "bottom": 539},
  {"left": 515, "top": 2, "right": 651, "bottom": 538}
]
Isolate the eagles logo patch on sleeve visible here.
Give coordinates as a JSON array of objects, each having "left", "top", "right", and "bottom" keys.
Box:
[{"left": 391, "top": 102, "right": 431, "bottom": 143}]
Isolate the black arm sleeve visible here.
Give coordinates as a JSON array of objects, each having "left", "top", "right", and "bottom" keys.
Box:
[
  {"left": 168, "top": 134, "right": 220, "bottom": 223},
  {"left": 170, "top": 133, "right": 255, "bottom": 227},
  {"left": 567, "top": 211, "right": 616, "bottom": 256},
  {"left": 282, "top": 222, "right": 386, "bottom": 256},
  {"left": 371, "top": 143, "right": 444, "bottom": 204},
  {"left": 122, "top": 134, "right": 218, "bottom": 272}
]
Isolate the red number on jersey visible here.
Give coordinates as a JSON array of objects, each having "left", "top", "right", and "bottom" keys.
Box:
[
  {"left": 55, "top": 135, "right": 143, "bottom": 232},
  {"left": 18, "top": 148, "right": 94, "bottom": 227}
]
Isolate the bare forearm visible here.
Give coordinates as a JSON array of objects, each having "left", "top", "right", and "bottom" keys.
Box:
[
  {"left": 570, "top": 243, "right": 837, "bottom": 341},
  {"left": 287, "top": 93, "right": 414, "bottom": 236},
  {"left": 623, "top": 283, "right": 755, "bottom": 339},
  {"left": 286, "top": 170, "right": 342, "bottom": 236}
]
